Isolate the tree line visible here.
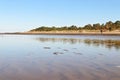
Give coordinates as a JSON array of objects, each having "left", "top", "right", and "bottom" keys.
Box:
[{"left": 30, "top": 20, "right": 120, "bottom": 31}]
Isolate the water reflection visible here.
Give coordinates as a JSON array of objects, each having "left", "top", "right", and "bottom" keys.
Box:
[
  {"left": 35, "top": 38, "right": 81, "bottom": 44},
  {"left": 35, "top": 38, "right": 120, "bottom": 49},
  {"left": 0, "top": 35, "right": 120, "bottom": 80}
]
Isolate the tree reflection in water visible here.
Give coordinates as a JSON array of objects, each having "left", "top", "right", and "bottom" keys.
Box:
[{"left": 35, "top": 38, "right": 120, "bottom": 50}]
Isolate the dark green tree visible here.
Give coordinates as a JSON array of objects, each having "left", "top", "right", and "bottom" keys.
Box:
[
  {"left": 93, "top": 23, "right": 101, "bottom": 30},
  {"left": 83, "top": 24, "right": 92, "bottom": 30}
]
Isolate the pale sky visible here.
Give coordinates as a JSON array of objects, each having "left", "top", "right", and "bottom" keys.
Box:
[{"left": 0, "top": 0, "right": 120, "bottom": 32}]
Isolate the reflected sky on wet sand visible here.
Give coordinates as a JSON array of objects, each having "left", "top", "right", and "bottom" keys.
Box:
[{"left": 0, "top": 35, "right": 120, "bottom": 80}]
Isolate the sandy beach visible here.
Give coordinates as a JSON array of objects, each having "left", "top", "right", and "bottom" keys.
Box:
[{"left": 2, "top": 31, "right": 120, "bottom": 35}]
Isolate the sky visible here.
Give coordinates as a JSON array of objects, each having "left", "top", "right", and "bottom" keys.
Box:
[{"left": 0, "top": 0, "right": 120, "bottom": 32}]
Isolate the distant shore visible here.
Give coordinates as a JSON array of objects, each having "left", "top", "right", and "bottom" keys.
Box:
[{"left": 1, "top": 31, "right": 120, "bottom": 36}]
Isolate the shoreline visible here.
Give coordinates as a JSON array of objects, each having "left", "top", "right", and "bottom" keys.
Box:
[{"left": 1, "top": 31, "right": 120, "bottom": 36}]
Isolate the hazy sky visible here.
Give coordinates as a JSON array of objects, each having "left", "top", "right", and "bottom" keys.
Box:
[{"left": 0, "top": 0, "right": 120, "bottom": 32}]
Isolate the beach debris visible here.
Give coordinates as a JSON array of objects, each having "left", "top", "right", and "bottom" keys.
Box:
[
  {"left": 73, "top": 52, "right": 82, "bottom": 55},
  {"left": 63, "top": 49, "right": 69, "bottom": 51},
  {"left": 72, "top": 48, "right": 77, "bottom": 49},
  {"left": 98, "top": 53, "right": 104, "bottom": 56},
  {"left": 53, "top": 52, "right": 64, "bottom": 55},
  {"left": 44, "top": 47, "right": 51, "bottom": 49}
]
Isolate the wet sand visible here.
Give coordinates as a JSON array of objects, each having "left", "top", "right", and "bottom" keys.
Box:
[
  {"left": 0, "top": 35, "right": 120, "bottom": 80},
  {"left": 0, "top": 57, "right": 120, "bottom": 80}
]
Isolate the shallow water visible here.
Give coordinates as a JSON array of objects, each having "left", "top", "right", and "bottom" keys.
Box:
[{"left": 0, "top": 34, "right": 120, "bottom": 80}]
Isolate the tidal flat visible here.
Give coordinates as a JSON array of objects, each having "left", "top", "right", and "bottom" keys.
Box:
[{"left": 0, "top": 34, "right": 120, "bottom": 80}]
